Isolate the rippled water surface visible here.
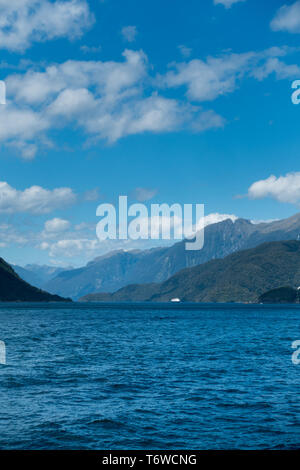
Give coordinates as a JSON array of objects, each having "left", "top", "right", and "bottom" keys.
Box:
[{"left": 0, "top": 302, "right": 300, "bottom": 449}]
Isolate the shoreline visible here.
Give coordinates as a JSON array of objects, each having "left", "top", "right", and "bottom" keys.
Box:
[{"left": 1, "top": 301, "right": 300, "bottom": 309}]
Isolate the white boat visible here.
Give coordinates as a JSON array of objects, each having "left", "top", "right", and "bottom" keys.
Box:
[{"left": 171, "top": 298, "right": 181, "bottom": 302}]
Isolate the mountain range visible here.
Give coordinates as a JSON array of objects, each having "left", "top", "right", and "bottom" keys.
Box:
[
  {"left": 80, "top": 240, "right": 300, "bottom": 303},
  {"left": 0, "top": 258, "right": 69, "bottom": 302},
  {"left": 13, "top": 264, "right": 70, "bottom": 289},
  {"left": 37, "top": 212, "right": 300, "bottom": 299}
]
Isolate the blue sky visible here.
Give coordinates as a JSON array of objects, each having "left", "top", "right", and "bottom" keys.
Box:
[{"left": 1, "top": 0, "right": 300, "bottom": 266}]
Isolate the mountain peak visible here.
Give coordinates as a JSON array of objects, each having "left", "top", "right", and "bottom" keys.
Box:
[
  {"left": 42, "top": 211, "right": 300, "bottom": 300},
  {"left": 80, "top": 240, "right": 300, "bottom": 303}
]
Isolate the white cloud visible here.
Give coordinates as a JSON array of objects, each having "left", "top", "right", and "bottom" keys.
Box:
[
  {"left": 134, "top": 213, "right": 238, "bottom": 241},
  {"left": 3, "top": 50, "right": 151, "bottom": 154},
  {"left": 8, "top": 142, "right": 39, "bottom": 160},
  {"left": 0, "top": 215, "right": 97, "bottom": 260},
  {"left": 214, "top": 0, "right": 246, "bottom": 8},
  {"left": 47, "top": 88, "right": 97, "bottom": 118},
  {"left": 178, "top": 45, "right": 192, "bottom": 58},
  {"left": 191, "top": 110, "right": 225, "bottom": 131},
  {"left": 132, "top": 187, "right": 158, "bottom": 202},
  {"left": 0, "top": 0, "right": 94, "bottom": 51},
  {"left": 271, "top": 1, "right": 300, "bottom": 34},
  {"left": 3, "top": 46, "right": 298, "bottom": 158},
  {"left": 159, "top": 47, "right": 300, "bottom": 102},
  {"left": 0, "top": 207, "right": 240, "bottom": 265},
  {"left": 251, "top": 218, "right": 279, "bottom": 225},
  {"left": 80, "top": 44, "right": 102, "bottom": 54},
  {"left": 44, "top": 218, "right": 70, "bottom": 233},
  {"left": 247, "top": 172, "right": 300, "bottom": 204},
  {"left": 0, "top": 104, "right": 49, "bottom": 159},
  {"left": 198, "top": 212, "right": 238, "bottom": 228},
  {"left": 84, "top": 94, "right": 196, "bottom": 143},
  {"left": 252, "top": 57, "right": 300, "bottom": 81},
  {"left": 0, "top": 181, "right": 76, "bottom": 214},
  {"left": 47, "top": 238, "right": 100, "bottom": 259},
  {"left": 84, "top": 188, "right": 100, "bottom": 201},
  {"left": 127, "top": 212, "right": 238, "bottom": 241},
  {"left": 74, "top": 222, "right": 94, "bottom": 231},
  {"left": 114, "top": 97, "right": 220, "bottom": 141},
  {"left": 0, "top": 222, "right": 29, "bottom": 246},
  {"left": 184, "top": 213, "right": 238, "bottom": 239},
  {"left": 40, "top": 242, "right": 50, "bottom": 250},
  {"left": 142, "top": 212, "right": 238, "bottom": 240},
  {"left": 7, "top": 49, "right": 148, "bottom": 106},
  {"left": 121, "top": 26, "right": 137, "bottom": 42},
  {"left": 4, "top": 50, "right": 223, "bottom": 153},
  {"left": 159, "top": 52, "right": 254, "bottom": 101}
]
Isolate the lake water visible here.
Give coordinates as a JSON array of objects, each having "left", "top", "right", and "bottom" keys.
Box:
[{"left": 0, "top": 302, "right": 299, "bottom": 450}]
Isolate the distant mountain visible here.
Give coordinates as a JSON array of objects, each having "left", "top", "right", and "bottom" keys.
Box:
[
  {"left": 13, "top": 264, "right": 71, "bottom": 289},
  {"left": 259, "top": 286, "right": 300, "bottom": 304},
  {"left": 46, "top": 213, "right": 300, "bottom": 300},
  {"left": 0, "top": 258, "right": 70, "bottom": 302},
  {"left": 80, "top": 241, "right": 300, "bottom": 303}
]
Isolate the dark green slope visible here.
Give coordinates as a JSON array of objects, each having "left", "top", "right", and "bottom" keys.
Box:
[
  {"left": 80, "top": 241, "right": 300, "bottom": 303},
  {"left": 0, "top": 257, "right": 70, "bottom": 302},
  {"left": 259, "top": 287, "right": 299, "bottom": 304}
]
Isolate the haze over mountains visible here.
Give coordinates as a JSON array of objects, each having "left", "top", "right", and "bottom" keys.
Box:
[
  {"left": 0, "top": 258, "right": 69, "bottom": 302},
  {"left": 21, "top": 212, "right": 300, "bottom": 300},
  {"left": 13, "top": 265, "right": 70, "bottom": 290},
  {"left": 81, "top": 241, "right": 300, "bottom": 303}
]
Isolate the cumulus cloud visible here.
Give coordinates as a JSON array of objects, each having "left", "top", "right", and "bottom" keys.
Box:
[
  {"left": 271, "top": 1, "right": 300, "bottom": 34},
  {"left": 0, "top": 104, "right": 49, "bottom": 158},
  {"left": 84, "top": 94, "right": 208, "bottom": 143},
  {"left": 247, "top": 172, "right": 300, "bottom": 204},
  {"left": 2, "top": 50, "right": 146, "bottom": 154},
  {"left": 214, "top": 0, "right": 246, "bottom": 8},
  {"left": 0, "top": 214, "right": 98, "bottom": 262},
  {"left": 0, "top": 0, "right": 93, "bottom": 52},
  {"left": 132, "top": 187, "right": 158, "bottom": 202},
  {"left": 0, "top": 181, "right": 76, "bottom": 214},
  {"left": 159, "top": 47, "right": 300, "bottom": 102},
  {"left": 252, "top": 57, "right": 300, "bottom": 81},
  {"left": 0, "top": 222, "right": 29, "bottom": 246},
  {"left": 47, "top": 88, "right": 97, "bottom": 118},
  {"left": 181, "top": 212, "right": 237, "bottom": 239},
  {"left": 196, "top": 212, "right": 238, "bottom": 229},
  {"left": 45, "top": 238, "right": 100, "bottom": 259},
  {"left": 44, "top": 218, "right": 70, "bottom": 233},
  {"left": 159, "top": 53, "right": 250, "bottom": 102},
  {"left": 121, "top": 26, "right": 138, "bottom": 42},
  {"left": 3, "top": 45, "right": 298, "bottom": 158},
  {"left": 191, "top": 110, "right": 225, "bottom": 131},
  {"left": 7, "top": 49, "right": 148, "bottom": 105},
  {"left": 3, "top": 49, "right": 224, "bottom": 156}
]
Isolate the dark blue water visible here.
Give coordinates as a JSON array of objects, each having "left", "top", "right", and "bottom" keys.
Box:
[{"left": 0, "top": 302, "right": 300, "bottom": 450}]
